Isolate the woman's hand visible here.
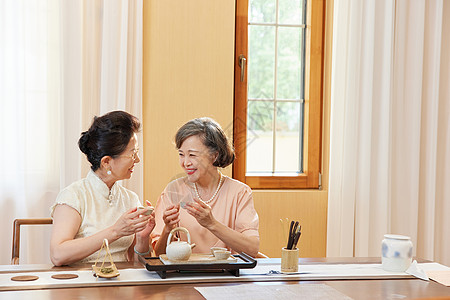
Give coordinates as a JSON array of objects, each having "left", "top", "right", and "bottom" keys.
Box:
[
  {"left": 185, "top": 198, "right": 260, "bottom": 257},
  {"left": 153, "top": 203, "right": 180, "bottom": 256},
  {"left": 136, "top": 200, "right": 156, "bottom": 239},
  {"left": 185, "top": 198, "right": 216, "bottom": 229},
  {"left": 162, "top": 204, "right": 180, "bottom": 230},
  {"left": 112, "top": 206, "right": 151, "bottom": 239}
]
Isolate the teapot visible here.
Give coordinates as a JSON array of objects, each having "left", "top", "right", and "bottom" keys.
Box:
[{"left": 166, "top": 227, "right": 196, "bottom": 261}]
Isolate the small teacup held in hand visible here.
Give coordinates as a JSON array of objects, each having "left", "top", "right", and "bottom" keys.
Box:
[
  {"left": 180, "top": 186, "right": 197, "bottom": 209},
  {"left": 137, "top": 205, "right": 153, "bottom": 216}
]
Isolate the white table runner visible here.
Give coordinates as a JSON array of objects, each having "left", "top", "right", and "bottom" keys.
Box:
[{"left": 0, "top": 262, "right": 448, "bottom": 291}]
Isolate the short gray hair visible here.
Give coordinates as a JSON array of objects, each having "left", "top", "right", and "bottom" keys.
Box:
[{"left": 175, "top": 117, "right": 235, "bottom": 168}]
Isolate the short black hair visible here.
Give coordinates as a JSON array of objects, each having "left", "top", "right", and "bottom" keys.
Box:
[{"left": 78, "top": 111, "right": 140, "bottom": 171}]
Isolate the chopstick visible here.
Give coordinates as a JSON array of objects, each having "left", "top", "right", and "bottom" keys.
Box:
[
  {"left": 287, "top": 221, "right": 294, "bottom": 249},
  {"left": 292, "top": 225, "right": 301, "bottom": 249},
  {"left": 280, "top": 219, "right": 287, "bottom": 243},
  {"left": 286, "top": 220, "right": 302, "bottom": 250}
]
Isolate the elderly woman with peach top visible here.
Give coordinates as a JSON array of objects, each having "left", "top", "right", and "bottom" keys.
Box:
[{"left": 152, "top": 117, "right": 260, "bottom": 257}]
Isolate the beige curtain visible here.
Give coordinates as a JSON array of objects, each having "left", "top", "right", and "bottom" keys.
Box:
[
  {"left": 0, "top": 0, "right": 62, "bottom": 265},
  {"left": 327, "top": 0, "right": 450, "bottom": 266},
  {"left": 0, "top": 0, "right": 143, "bottom": 264},
  {"left": 61, "top": 0, "right": 144, "bottom": 195}
]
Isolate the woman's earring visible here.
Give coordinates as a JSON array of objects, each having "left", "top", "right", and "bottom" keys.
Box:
[{"left": 107, "top": 170, "right": 112, "bottom": 175}]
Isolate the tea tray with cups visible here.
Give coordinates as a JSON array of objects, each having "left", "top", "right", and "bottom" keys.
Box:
[
  {"left": 159, "top": 253, "right": 237, "bottom": 265},
  {"left": 138, "top": 252, "right": 257, "bottom": 279}
]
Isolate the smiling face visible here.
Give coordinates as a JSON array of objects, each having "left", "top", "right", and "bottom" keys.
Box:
[
  {"left": 109, "top": 133, "right": 140, "bottom": 181},
  {"left": 178, "top": 135, "right": 217, "bottom": 183}
]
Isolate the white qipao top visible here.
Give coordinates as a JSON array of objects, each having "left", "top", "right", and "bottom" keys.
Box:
[{"left": 51, "top": 170, "right": 141, "bottom": 263}]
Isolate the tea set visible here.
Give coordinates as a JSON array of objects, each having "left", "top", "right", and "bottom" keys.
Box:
[{"left": 166, "top": 227, "right": 231, "bottom": 261}]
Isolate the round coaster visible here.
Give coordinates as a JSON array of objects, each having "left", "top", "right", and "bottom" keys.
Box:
[
  {"left": 11, "top": 275, "right": 39, "bottom": 281},
  {"left": 51, "top": 273, "right": 79, "bottom": 280}
]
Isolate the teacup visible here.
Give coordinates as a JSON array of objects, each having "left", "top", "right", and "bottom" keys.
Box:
[
  {"left": 137, "top": 205, "right": 153, "bottom": 216},
  {"left": 210, "top": 247, "right": 227, "bottom": 256},
  {"left": 213, "top": 250, "right": 231, "bottom": 260}
]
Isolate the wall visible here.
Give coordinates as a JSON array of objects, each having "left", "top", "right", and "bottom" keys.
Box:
[
  {"left": 142, "top": 0, "right": 235, "bottom": 201},
  {"left": 143, "top": 0, "right": 333, "bottom": 258}
]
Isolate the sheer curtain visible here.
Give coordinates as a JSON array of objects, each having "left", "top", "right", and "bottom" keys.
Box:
[
  {"left": 0, "top": 0, "right": 143, "bottom": 265},
  {"left": 61, "top": 0, "right": 143, "bottom": 194},
  {"left": 0, "top": 0, "right": 61, "bottom": 265},
  {"left": 327, "top": 0, "right": 450, "bottom": 266}
]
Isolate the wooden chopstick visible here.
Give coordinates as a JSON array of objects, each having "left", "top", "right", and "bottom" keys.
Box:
[
  {"left": 287, "top": 220, "right": 295, "bottom": 249},
  {"left": 292, "top": 225, "right": 302, "bottom": 249},
  {"left": 280, "top": 219, "right": 287, "bottom": 243},
  {"left": 287, "top": 221, "right": 301, "bottom": 250}
]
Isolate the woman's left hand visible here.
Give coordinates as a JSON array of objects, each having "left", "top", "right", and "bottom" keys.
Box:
[
  {"left": 136, "top": 201, "right": 156, "bottom": 240},
  {"left": 185, "top": 198, "right": 216, "bottom": 229}
]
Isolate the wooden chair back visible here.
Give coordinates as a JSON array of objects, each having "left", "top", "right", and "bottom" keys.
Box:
[{"left": 11, "top": 218, "right": 53, "bottom": 264}]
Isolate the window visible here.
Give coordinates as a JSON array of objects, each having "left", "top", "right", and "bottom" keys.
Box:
[{"left": 233, "top": 0, "right": 325, "bottom": 189}]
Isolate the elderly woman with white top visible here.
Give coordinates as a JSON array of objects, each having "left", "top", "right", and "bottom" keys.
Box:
[{"left": 50, "top": 111, "right": 155, "bottom": 266}]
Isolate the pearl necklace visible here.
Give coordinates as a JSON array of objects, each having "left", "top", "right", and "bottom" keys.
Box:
[{"left": 194, "top": 172, "right": 223, "bottom": 204}]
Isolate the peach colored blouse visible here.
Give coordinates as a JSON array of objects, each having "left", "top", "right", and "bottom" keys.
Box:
[{"left": 151, "top": 176, "right": 259, "bottom": 254}]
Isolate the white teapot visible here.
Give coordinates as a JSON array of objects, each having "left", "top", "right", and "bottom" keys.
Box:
[{"left": 166, "top": 227, "right": 196, "bottom": 261}]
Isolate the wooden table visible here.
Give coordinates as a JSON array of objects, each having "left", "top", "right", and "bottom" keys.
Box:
[{"left": 0, "top": 258, "right": 448, "bottom": 300}]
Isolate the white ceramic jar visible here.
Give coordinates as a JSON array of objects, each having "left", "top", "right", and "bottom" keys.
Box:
[{"left": 381, "top": 234, "right": 413, "bottom": 272}]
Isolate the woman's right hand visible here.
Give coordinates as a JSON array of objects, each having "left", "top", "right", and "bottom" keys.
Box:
[
  {"left": 162, "top": 204, "right": 180, "bottom": 231},
  {"left": 153, "top": 203, "right": 180, "bottom": 256},
  {"left": 112, "top": 207, "right": 151, "bottom": 239}
]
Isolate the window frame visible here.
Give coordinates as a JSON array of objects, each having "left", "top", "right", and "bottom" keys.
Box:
[{"left": 233, "top": 0, "right": 325, "bottom": 189}]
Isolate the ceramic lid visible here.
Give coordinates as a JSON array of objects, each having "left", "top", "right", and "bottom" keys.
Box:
[{"left": 384, "top": 234, "right": 411, "bottom": 240}]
